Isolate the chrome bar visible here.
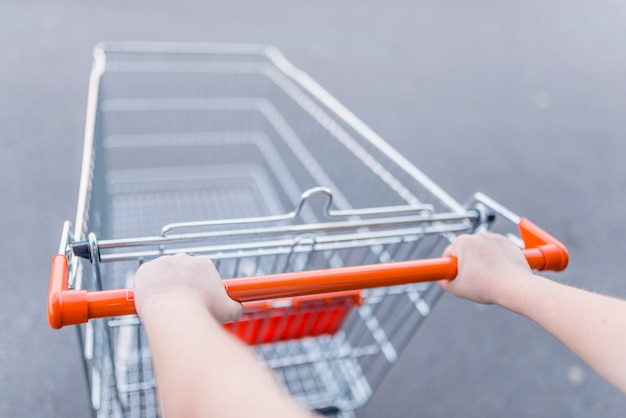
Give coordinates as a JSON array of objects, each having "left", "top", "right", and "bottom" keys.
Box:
[
  {"left": 473, "top": 192, "right": 521, "bottom": 224},
  {"left": 97, "top": 223, "right": 472, "bottom": 263},
  {"left": 160, "top": 186, "right": 434, "bottom": 236},
  {"left": 75, "top": 210, "right": 479, "bottom": 255},
  {"left": 58, "top": 221, "right": 72, "bottom": 255}
]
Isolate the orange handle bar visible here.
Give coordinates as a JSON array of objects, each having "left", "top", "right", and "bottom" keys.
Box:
[{"left": 48, "top": 217, "right": 568, "bottom": 329}]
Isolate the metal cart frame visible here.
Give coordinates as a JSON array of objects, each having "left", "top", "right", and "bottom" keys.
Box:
[{"left": 48, "top": 42, "right": 567, "bottom": 418}]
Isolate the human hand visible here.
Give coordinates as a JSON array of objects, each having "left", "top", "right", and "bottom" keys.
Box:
[
  {"left": 439, "top": 232, "right": 535, "bottom": 305},
  {"left": 134, "top": 253, "right": 243, "bottom": 323}
]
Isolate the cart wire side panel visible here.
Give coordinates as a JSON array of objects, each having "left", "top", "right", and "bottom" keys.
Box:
[{"left": 51, "top": 42, "right": 567, "bottom": 418}]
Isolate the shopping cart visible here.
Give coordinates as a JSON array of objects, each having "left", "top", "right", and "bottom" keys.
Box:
[{"left": 48, "top": 42, "right": 568, "bottom": 418}]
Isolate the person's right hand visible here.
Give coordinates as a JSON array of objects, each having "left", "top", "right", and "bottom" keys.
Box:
[
  {"left": 439, "top": 232, "right": 534, "bottom": 305},
  {"left": 133, "top": 253, "right": 243, "bottom": 323}
]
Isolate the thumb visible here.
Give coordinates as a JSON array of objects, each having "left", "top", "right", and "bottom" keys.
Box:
[
  {"left": 229, "top": 299, "right": 244, "bottom": 321},
  {"left": 438, "top": 279, "right": 452, "bottom": 292},
  {"left": 215, "top": 297, "right": 244, "bottom": 323}
]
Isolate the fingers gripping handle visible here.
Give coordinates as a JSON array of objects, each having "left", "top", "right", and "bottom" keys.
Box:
[{"left": 48, "top": 217, "right": 568, "bottom": 329}]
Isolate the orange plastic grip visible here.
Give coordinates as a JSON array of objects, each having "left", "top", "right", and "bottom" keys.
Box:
[
  {"left": 518, "top": 217, "right": 569, "bottom": 271},
  {"left": 48, "top": 254, "right": 88, "bottom": 329},
  {"left": 48, "top": 217, "right": 568, "bottom": 329},
  {"left": 48, "top": 255, "right": 135, "bottom": 329},
  {"left": 224, "top": 257, "right": 457, "bottom": 302}
]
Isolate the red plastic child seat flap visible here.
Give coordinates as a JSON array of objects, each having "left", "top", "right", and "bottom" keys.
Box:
[{"left": 223, "top": 291, "right": 362, "bottom": 345}]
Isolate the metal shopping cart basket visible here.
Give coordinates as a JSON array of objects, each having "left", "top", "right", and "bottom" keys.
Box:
[{"left": 48, "top": 42, "right": 568, "bottom": 418}]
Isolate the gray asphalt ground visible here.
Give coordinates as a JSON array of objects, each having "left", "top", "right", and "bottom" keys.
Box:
[{"left": 2, "top": 1, "right": 626, "bottom": 417}]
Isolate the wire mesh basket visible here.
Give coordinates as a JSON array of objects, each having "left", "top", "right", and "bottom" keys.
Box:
[{"left": 48, "top": 42, "right": 568, "bottom": 418}]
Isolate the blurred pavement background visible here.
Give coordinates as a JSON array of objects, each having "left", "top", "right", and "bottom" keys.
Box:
[{"left": 1, "top": 1, "right": 626, "bottom": 416}]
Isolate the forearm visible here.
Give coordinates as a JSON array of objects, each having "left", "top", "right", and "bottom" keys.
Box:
[
  {"left": 141, "top": 298, "right": 314, "bottom": 418},
  {"left": 498, "top": 274, "right": 626, "bottom": 393}
]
